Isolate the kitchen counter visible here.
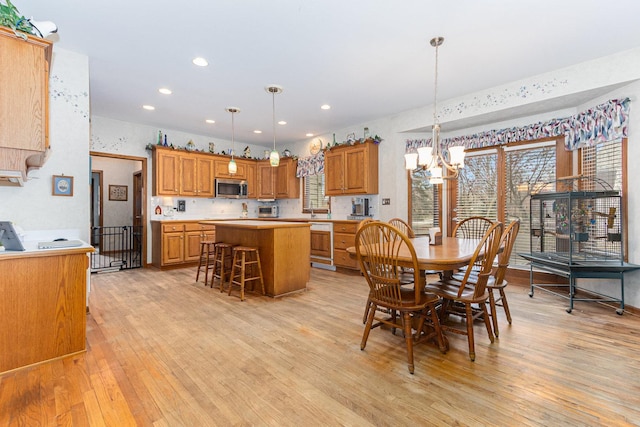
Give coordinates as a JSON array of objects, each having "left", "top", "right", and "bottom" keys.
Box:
[
  {"left": 202, "top": 220, "right": 310, "bottom": 297},
  {"left": 0, "top": 242, "right": 93, "bottom": 373}
]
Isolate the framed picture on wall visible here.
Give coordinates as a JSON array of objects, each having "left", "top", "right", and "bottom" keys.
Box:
[
  {"left": 109, "top": 184, "right": 128, "bottom": 201},
  {"left": 52, "top": 175, "right": 74, "bottom": 196}
]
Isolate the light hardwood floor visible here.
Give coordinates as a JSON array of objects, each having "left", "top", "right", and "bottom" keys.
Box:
[{"left": 1, "top": 266, "right": 640, "bottom": 426}]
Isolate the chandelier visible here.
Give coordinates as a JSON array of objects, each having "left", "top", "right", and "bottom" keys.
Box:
[
  {"left": 266, "top": 85, "right": 283, "bottom": 167},
  {"left": 405, "top": 37, "right": 465, "bottom": 184},
  {"left": 226, "top": 107, "right": 240, "bottom": 175}
]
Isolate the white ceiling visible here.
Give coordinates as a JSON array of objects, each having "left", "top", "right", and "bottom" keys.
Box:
[{"left": 14, "top": 0, "right": 640, "bottom": 147}]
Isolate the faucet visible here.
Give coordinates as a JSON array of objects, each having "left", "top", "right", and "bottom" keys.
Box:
[{"left": 310, "top": 206, "right": 316, "bottom": 218}]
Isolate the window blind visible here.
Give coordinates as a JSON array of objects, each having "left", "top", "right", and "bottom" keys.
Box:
[{"left": 410, "top": 168, "right": 439, "bottom": 236}]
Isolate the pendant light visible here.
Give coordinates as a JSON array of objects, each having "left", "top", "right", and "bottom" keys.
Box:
[
  {"left": 404, "top": 36, "right": 465, "bottom": 182},
  {"left": 266, "top": 85, "right": 283, "bottom": 167},
  {"left": 226, "top": 107, "right": 240, "bottom": 175}
]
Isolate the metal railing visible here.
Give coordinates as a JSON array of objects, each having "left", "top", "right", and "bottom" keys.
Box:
[{"left": 90, "top": 225, "right": 142, "bottom": 272}]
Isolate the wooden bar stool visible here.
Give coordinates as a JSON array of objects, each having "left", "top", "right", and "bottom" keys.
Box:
[
  {"left": 211, "top": 242, "right": 235, "bottom": 290},
  {"left": 228, "top": 246, "right": 265, "bottom": 301},
  {"left": 195, "top": 240, "right": 216, "bottom": 285}
]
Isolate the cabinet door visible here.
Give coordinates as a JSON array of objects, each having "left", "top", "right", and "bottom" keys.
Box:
[
  {"left": 215, "top": 159, "right": 247, "bottom": 180},
  {"left": 162, "top": 232, "right": 184, "bottom": 264},
  {"left": 180, "top": 154, "right": 198, "bottom": 196},
  {"left": 184, "top": 231, "right": 203, "bottom": 261},
  {"left": 325, "top": 151, "right": 345, "bottom": 195},
  {"left": 343, "top": 145, "right": 367, "bottom": 194},
  {"left": 155, "top": 150, "right": 180, "bottom": 195},
  {"left": 196, "top": 156, "right": 214, "bottom": 197},
  {"left": 257, "top": 162, "right": 276, "bottom": 199},
  {"left": 246, "top": 162, "right": 257, "bottom": 198},
  {"left": 0, "top": 28, "right": 51, "bottom": 152}
]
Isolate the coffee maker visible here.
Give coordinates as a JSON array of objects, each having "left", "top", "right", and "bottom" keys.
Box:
[{"left": 351, "top": 197, "right": 370, "bottom": 217}]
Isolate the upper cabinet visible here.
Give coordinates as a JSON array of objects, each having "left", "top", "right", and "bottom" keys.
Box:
[
  {"left": 257, "top": 158, "right": 300, "bottom": 199},
  {"left": 152, "top": 147, "right": 214, "bottom": 197},
  {"left": 0, "top": 27, "right": 53, "bottom": 186},
  {"left": 325, "top": 140, "right": 379, "bottom": 195}
]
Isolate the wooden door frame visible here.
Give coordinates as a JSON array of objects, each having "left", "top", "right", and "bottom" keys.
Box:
[{"left": 90, "top": 151, "right": 148, "bottom": 267}]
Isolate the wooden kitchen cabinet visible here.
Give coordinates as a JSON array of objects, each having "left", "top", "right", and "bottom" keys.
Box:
[
  {"left": 257, "top": 158, "right": 300, "bottom": 199},
  {"left": 181, "top": 153, "right": 214, "bottom": 197},
  {"left": 333, "top": 221, "right": 360, "bottom": 269},
  {"left": 153, "top": 148, "right": 181, "bottom": 196},
  {"left": 325, "top": 141, "right": 378, "bottom": 195},
  {"left": 245, "top": 161, "right": 257, "bottom": 198},
  {"left": 153, "top": 147, "right": 213, "bottom": 197},
  {"left": 152, "top": 221, "right": 215, "bottom": 268},
  {"left": 214, "top": 157, "right": 248, "bottom": 180},
  {"left": 0, "top": 26, "right": 53, "bottom": 185}
]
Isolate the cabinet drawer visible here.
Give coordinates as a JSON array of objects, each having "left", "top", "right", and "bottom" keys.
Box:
[
  {"left": 334, "top": 249, "right": 359, "bottom": 269},
  {"left": 184, "top": 223, "right": 215, "bottom": 232},
  {"left": 333, "top": 222, "right": 358, "bottom": 234},
  {"left": 163, "top": 223, "right": 184, "bottom": 233},
  {"left": 334, "top": 232, "right": 355, "bottom": 250}
]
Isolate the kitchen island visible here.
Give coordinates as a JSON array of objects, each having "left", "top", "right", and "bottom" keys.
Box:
[{"left": 201, "top": 220, "right": 311, "bottom": 297}]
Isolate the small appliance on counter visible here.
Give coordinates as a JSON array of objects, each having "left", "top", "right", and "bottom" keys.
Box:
[
  {"left": 348, "top": 197, "right": 371, "bottom": 220},
  {"left": 258, "top": 203, "right": 279, "bottom": 218}
]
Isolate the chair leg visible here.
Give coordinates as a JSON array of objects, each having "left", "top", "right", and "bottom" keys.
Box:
[
  {"left": 360, "top": 304, "right": 377, "bottom": 350},
  {"left": 465, "top": 304, "right": 476, "bottom": 362},
  {"left": 402, "top": 311, "right": 415, "bottom": 374},
  {"left": 488, "top": 289, "right": 500, "bottom": 337},
  {"left": 500, "top": 288, "right": 512, "bottom": 324},
  {"left": 480, "top": 303, "right": 495, "bottom": 344},
  {"left": 362, "top": 297, "right": 372, "bottom": 324}
]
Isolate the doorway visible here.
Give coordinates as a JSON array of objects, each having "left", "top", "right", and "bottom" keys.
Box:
[{"left": 90, "top": 152, "right": 148, "bottom": 272}]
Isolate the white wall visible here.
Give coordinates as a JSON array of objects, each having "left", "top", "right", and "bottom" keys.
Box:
[{"left": 0, "top": 48, "right": 91, "bottom": 241}]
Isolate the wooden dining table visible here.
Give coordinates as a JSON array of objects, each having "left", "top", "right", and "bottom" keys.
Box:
[{"left": 346, "top": 236, "right": 481, "bottom": 287}]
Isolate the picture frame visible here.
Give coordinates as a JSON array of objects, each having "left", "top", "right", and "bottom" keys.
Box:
[
  {"left": 52, "top": 175, "right": 74, "bottom": 196},
  {"left": 109, "top": 184, "right": 128, "bottom": 201}
]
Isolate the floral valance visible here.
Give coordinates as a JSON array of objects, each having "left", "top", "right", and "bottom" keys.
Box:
[
  {"left": 296, "top": 152, "right": 325, "bottom": 178},
  {"left": 405, "top": 98, "right": 630, "bottom": 153}
]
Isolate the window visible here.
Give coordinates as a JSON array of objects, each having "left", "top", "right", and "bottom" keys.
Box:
[
  {"left": 455, "top": 149, "right": 499, "bottom": 224},
  {"left": 303, "top": 174, "right": 330, "bottom": 213},
  {"left": 409, "top": 168, "right": 440, "bottom": 235},
  {"left": 503, "top": 142, "right": 557, "bottom": 266}
]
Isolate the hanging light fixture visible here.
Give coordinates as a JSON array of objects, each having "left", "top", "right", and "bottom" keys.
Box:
[
  {"left": 266, "top": 85, "right": 283, "bottom": 167},
  {"left": 226, "top": 107, "right": 240, "bottom": 175},
  {"left": 404, "top": 37, "right": 465, "bottom": 183}
]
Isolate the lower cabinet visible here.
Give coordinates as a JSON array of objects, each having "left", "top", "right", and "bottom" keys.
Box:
[
  {"left": 152, "top": 221, "right": 215, "bottom": 268},
  {"left": 332, "top": 221, "right": 360, "bottom": 269}
]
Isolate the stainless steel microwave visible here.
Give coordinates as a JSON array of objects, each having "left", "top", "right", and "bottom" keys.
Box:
[{"left": 215, "top": 178, "right": 248, "bottom": 198}]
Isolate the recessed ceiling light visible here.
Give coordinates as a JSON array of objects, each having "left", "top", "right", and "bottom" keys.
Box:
[
  {"left": 143, "top": 105, "right": 155, "bottom": 110},
  {"left": 320, "top": 104, "right": 331, "bottom": 110},
  {"left": 192, "top": 57, "right": 208, "bottom": 67},
  {"left": 158, "top": 88, "right": 172, "bottom": 95},
  {"left": 253, "top": 130, "right": 262, "bottom": 134},
  {"left": 306, "top": 133, "right": 314, "bottom": 137},
  {"left": 278, "top": 121, "right": 287, "bottom": 125},
  {"left": 205, "top": 119, "right": 215, "bottom": 124}
]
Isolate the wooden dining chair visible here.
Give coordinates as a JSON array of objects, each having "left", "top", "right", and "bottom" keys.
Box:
[
  {"left": 425, "top": 222, "right": 503, "bottom": 361},
  {"left": 452, "top": 219, "right": 520, "bottom": 337},
  {"left": 452, "top": 216, "right": 494, "bottom": 239},
  {"left": 388, "top": 218, "right": 416, "bottom": 238},
  {"left": 356, "top": 221, "right": 446, "bottom": 374}
]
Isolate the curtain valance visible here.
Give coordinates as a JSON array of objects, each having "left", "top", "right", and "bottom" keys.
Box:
[
  {"left": 405, "top": 98, "right": 630, "bottom": 153},
  {"left": 296, "top": 152, "right": 325, "bottom": 178}
]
